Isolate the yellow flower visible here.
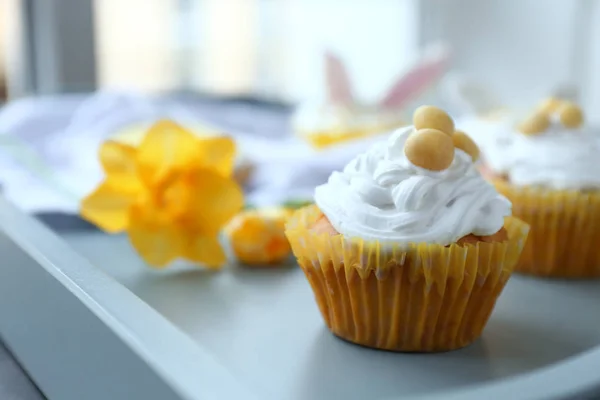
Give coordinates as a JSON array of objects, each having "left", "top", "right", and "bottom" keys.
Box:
[
  {"left": 225, "top": 207, "right": 294, "bottom": 266},
  {"left": 81, "top": 120, "right": 244, "bottom": 268}
]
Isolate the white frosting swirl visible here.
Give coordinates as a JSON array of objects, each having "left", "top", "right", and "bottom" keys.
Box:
[
  {"left": 474, "top": 117, "right": 600, "bottom": 190},
  {"left": 314, "top": 127, "right": 512, "bottom": 245}
]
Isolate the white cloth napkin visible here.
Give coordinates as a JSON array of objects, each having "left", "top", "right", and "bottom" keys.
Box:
[
  {"left": 0, "top": 92, "right": 388, "bottom": 213},
  {"left": 242, "top": 133, "right": 388, "bottom": 206}
]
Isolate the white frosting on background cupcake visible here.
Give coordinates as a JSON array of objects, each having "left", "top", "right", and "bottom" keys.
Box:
[
  {"left": 292, "top": 102, "right": 404, "bottom": 135},
  {"left": 470, "top": 116, "right": 600, "bottom": 190}
]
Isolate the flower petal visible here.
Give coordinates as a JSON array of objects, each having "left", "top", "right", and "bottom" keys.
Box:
[
  {"left": 196, "top": 136, "right": 236, "bottom": 177},
  {"left": 183, "top": 235, "right": 227, "bottom": 268},
  {"left": 135, "top": 120, "right": 200, "bottom": 187},
  {"left": 80, "top": 181, "right": 135, "bottom": 233},
  {"left": 99, "top": 140, "right": 142, "bottom": 193},
  {"left": 185, "top": 169, "right": 244, "bottom": 234},
  {"left": 127, "top": 202, "right": 185, "bottom": 267}
]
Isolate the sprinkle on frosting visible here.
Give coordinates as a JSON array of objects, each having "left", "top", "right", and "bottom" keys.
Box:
[
  {"left": 536, "top": 97, "right": 562, "bottom": 115},
  {"left": 452, "top": 130, "right": 480, "bottom": 161},
  {"left": 405, "top": 106, "right": 481, "bottom": 169},
  {"left": 413, "top": 105, "right": 455, "bottom": 135},
  {"left": 404, "top": 128, "right": 454, "bottom": 171},
  {"left": 558, "top": 102, "right": 583, "bottom": 128},
  {"left": 517, "top": 112, "right": 550, "bottom": 136},
  {"left": 519, "top": 98, "right": 583, "bottom": 135}
]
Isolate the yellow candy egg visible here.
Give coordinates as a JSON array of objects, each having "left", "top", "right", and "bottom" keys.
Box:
[
  {"left": 558, "top": 102, "right": 584, "bottom": 128},
  {"left": 404, "top": 128, "right": 454, "bottom": 171},
  {"left": 537, "top": 97, "right": 562, "bottom": 114},
  {"left": 413, "top": 105, "right": 455, "bottom": 136},
  {"left": 452, "top": 130, "right": 480, "bottom": 162},
  {"left": 225, "top": 208, "right": 293, "bottom": 266},
  {"left": 517, "top": 112, "right": 550, "bottom": 135}
]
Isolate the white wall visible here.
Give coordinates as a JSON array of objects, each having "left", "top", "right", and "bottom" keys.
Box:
[
  {"left": 589, "top": 2, "right": 600, "bottom": 122},
  {"left": 272, "top": 0, "right": 600, "bottom": 113},
  {"left": 95, "top": 0, "right": 178, "bottom": 92},
  {"left": 271, "top": 0, "right": 420, "bottom": 102},
  {"left": 426, "top": 0, "right": 600, "bottom": 120},
  {"left": 16, "top": 0, "right": 600, "bottom": 116}
]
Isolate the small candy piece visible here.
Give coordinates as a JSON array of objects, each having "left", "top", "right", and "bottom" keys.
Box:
[
  {"left": 225, "top": 208, "right": 293, "bottom": 266},
  {"left": 558, "top": 102, "right": 584, "bottom": 128},
  {"left": 517, "top": 112, "right": 550, "bottom": 135},
  {"left": 537, "top": 97, "right": 562, "bottom": 114},
  {"left": 452, "top": 130, "right": 480, "bottom": 161},
  {"left": 404, "top": 128, "right": 454, "bottom": 171},
  {"left": 413, "top": 105, "right": 455, "bottom": 135}
]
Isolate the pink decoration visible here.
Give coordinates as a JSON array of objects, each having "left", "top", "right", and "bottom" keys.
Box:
[
  {"left": 379, "top": 44, "right": 451, "bottom": 110},
  {"left": 325, "top": 51, "right": 355, "bottom": 105}
]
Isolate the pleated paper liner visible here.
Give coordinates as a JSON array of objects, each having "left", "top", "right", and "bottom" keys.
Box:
[
  {"left": 494, "top": 180, "right": 600, "bottom": 278},
  {"left": 285, "top": 205, "right": 530, "bottom": 352}
]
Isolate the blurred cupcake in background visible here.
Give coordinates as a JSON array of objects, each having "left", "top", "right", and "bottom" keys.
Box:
[
  {"left": 292, "top": 45, "right": 451, "bottom": 149},
  {"left": 446, "top": 77, "right": 583, "bottom": 153},
  {"left": 292, "top": 101, "right": 404, "bottom": 149},
  {"left": 286, "top": 106, "right": 529, "bottom": 352},
  {"left": 473, "top": 98, "right": 600, "bottom": 278}
]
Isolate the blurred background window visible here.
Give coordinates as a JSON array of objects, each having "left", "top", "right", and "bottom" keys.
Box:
[
  {"left": 0, "top": 0, "right": 17, "bottom": 103},
  {"left": 2, "top": 0, "right": 600, "bottom": 114},
  {"left": 93, "top": 0, "right": 418, "bottom": 102},
  {"left": 0, "top": 0, "right": 4, "bottom": 102},
  {"left": 94, "top": 0, "right": 261, "bottom": 94},
  {"left": 94, "top": 0, "right": 180, "bottom": 93}
]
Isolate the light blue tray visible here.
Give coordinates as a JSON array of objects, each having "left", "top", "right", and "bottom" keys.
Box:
[{"left": 0, "top": 197, "right": 599, "bottom": 400}]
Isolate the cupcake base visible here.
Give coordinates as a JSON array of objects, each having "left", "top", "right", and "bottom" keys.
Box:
[
  {"left": 494, "top": 180, "right": 600, "bottom": 278},
  {"left": 303, "top": 258, "right": 510, "bottom": 352},
  {"left": 286, "top": 205, "right": 529, "bottom": 352}
]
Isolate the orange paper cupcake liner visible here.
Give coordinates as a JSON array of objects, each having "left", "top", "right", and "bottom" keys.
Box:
[
  {"left": 494, "top": 180, "right": 600, "bottom": 278},
  {"left": 285, "top": 205, "right": 529, "bottom": 352}
]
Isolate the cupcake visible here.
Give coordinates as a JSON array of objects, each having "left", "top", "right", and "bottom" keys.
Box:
[
  {"left": 286, "top": 106, "right": 529, "bottom": 352},
  {"left": 473, "top": 98, "right": 600, "bottom": 278},
  {"left": 292, "top": 102, "right": 405, "bottom": 149},
  {"left": 293, "top": 47, "right": 450, "bottom": 149}
]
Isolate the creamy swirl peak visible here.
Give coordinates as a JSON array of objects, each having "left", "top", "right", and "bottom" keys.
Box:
[{"left": 315, "top": 107, "right": 512, "bottom": 246}]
